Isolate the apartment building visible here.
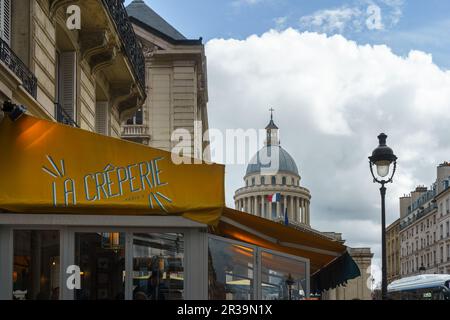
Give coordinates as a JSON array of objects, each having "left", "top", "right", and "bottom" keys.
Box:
[
  {"left": 0, "top": 0, "right": 146, "bottom": 136},
  {"left": 398, "top": 163, "right": 450, "bottom": 277}
]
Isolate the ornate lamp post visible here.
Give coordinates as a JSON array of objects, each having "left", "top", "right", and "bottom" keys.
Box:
[{"left": 369, "top": 133, "right": 397, "bottom": 300}]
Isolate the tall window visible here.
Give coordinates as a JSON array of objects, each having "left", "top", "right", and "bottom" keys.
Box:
[
  {"left": 13, "top": 230, "right": 60, "bottom": 300},
  {"left": 282, "top": 177, "right": 286, "bottom": 185},
  {"left": 95, "top": 101, "right": 109, "bottom": 135},
  {"left": 126, "top": 108, "right": 143, "bottom": 125},
  {"left": 133, "top": 233, "right": 184, "bottom": 300},
  {"left": 271, "top": 176, "right": 276, "bottom": 185},
  {"left": 0, "top": 0, "right": 11, "bottom": 45},
  {"left": 261, "top": 176, "right": 265, "bottom": 185},
  {"left": 56, "top": 51, "right": 77, "bottom": 124},
  {"left": 75, "top": 233, "right": 125, "bottom": 300}
]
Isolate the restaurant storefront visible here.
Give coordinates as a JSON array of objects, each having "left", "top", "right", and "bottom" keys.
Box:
[{"left": 0, "top": 114, "right": 359, "bottom": 300}]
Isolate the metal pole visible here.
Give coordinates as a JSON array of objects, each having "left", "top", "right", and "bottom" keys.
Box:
[{"left": 380, "top": 184, "right": 387, "bottom": 300}]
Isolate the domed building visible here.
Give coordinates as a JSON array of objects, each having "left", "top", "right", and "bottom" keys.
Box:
[{"left": 234, "top": 113, "right": 311, "bottom": 226}]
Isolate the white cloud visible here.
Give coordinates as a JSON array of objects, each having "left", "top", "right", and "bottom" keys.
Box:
[
  {"left": 231, "top": 0, "right": 265, "bottom": 7},
  {"left": 206, "top": 29, "right": 450, "bottom": 275},
  {"left": 300, "top": 6, "right": 363, "bottom": 34},
  {"left": 273, "top": 16, "right": 288, "bottom": 30},
  {"left": 299, "top": 0, "right": 404, "bottom": 34}
]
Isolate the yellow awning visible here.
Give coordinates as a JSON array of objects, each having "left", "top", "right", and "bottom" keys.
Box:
[
  {"left": 0, "top": 115, "right": 224, "bottom": 225},
  {"left": 212, "top": 208, "right": 349, "bottom": 274}
]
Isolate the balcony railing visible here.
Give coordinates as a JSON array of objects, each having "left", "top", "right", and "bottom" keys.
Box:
[
  {"left": 55, "top": 103, "right": 78, "bottom": 128},
  {"left": 121, "top": 124, "right": 149, "bottom": 137},
  {"left": 102, "top": 0, "right": 146, "bottom": 92},
  {"left": 400, "top": 203, "right": 438, "bottom": 230},
  {"left": 0, "top": 38, "right": 37, "bottom": 98}
]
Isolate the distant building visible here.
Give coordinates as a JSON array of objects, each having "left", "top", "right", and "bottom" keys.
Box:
[
  {"left": 397, "top": 162, "right": 450, "bottom": 277},
  {"left": 234, "top": 112, "right": 373, "bottom": 300},
  {"left": 386, "top": 219, "right": 401, "bottom": 283},
  {"left": 234, "top": 113, "right": 311, "bottom": 225},
  {"left": 122, "top": 0, "right": 210, "bottom": 159}
]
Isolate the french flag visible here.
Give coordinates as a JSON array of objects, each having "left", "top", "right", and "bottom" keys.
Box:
[{"left": 267, "top": 193, "right": 281, "bottom": 203}]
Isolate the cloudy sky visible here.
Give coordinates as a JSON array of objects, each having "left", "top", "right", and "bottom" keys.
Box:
[{"left": 125, "top": 0, "right": 450, "bottom": 284}]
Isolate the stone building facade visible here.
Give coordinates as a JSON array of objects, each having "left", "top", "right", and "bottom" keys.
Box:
[
  {"left": 121, "top": 0, "right": 209, "bottom": 159},
  {"left": 397, "top": 162, "right": 450, "bottom": 277},
  {"left": 386, "top": 218, "right": 401, "bottom": 283},
  {"left": 0, "top": 0, "right": 146, "bottom": 137}
]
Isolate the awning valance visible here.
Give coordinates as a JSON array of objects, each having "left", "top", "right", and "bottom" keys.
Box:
[
  {"left": 0, "top": 115, "right": 224, "bottom": 225},
  {"left": 212, "top": 208, "right": 360, "bottom": 290}
]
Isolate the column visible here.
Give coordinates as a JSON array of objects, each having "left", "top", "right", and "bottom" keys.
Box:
[
  {"left": 261, "top": 195, "right": 265, "bottom": 218},
  {"left": 300, "top": 198, "right": 305, "bottom": 223},
  {"left": 306, "top": 201, "right": 310, "bottom": 225},
  {"left": 294, "top": 197, "right": 298, "bottom": 222},
  {"left": 254, "top": 196, "right": 258, "bottom": 216},
  {"left": 245, "top": 197, "right": 249, "bottom": 213},
  {"left": 289, "top": 195, "right": 294, "bottom": 222},
  {"left": 276, "top": 200, "right": 281, "bottom": 219}
]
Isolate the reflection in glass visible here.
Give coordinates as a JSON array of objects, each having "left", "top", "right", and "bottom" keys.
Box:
[
  {"left": 208, "top": 237, "right": 254, "bottom": 300},
  {"left": 75, "top": 233, "right": 125, "bottom": 300},
  {"left": 13, "top": 230, "right": 60, "bottom": 300},
  {"left": 133, "top": 233, "right": 184, "bottom": 300},
  {"left": 261, "top": 251, "right": 306, "bottom": 300}
]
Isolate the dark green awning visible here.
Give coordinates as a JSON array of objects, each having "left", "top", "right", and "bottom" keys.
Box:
[{"left": 310, "top": 251, "right": 361, "bottom": 294}]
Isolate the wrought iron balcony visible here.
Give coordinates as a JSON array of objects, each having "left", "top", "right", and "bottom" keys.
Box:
[
  {"left": 102, "top": 0, "right": 146, "bottom": 92},
  {"left": 0, "top": 38, "right": 37, "bottom": 98},
  {"left": 55, "top": 103, "right": 78, "bottom": 128}
]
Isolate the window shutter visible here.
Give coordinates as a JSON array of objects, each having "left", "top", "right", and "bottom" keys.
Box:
[
  {"left": 59, "top": 52, "right": 77, "bottom": 122},
  {"left": 95, "top": 101, "right": 109, "bottom": 135},
  {"left": 0, "top": 0, "right": 11, "bottom": 45}
]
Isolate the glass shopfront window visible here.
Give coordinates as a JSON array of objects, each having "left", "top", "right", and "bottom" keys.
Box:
[
  {"left": 261, "top": 251, "right": 307, "bottom": 300},
  {"left": 13, "top": 230, "right": 60, "bottom": 300},
  {"left": 208, "top": 237, "right": 255, "bottom": 300},
  {"left": 75, "top": 232, "right": 126, "bottom": 300},
  {"left": 208, "top": 236, "right": 309, "bottom": 300},
  {"left": 132, "top": 233, "right": 184, "bottom": 300}
]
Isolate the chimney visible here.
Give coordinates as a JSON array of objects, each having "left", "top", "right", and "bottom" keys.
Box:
[
  {"left": 437, "top": 162, "right": 450, "bottom": 194},
  {"left": 399, "top": 195, "right": 411, "bottom": 219}
]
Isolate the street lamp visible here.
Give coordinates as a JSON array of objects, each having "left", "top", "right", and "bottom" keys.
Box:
[{"left": 369, "top": 133, "right": 397, "bottom": 300}]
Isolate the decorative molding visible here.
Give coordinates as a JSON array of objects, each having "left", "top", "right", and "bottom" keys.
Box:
[
  {"left": 111, "top": 83, "right": 143, "bottom": 121},
  {"left": 142, "top": 44, "right": 159, "bottom": 59},
  {"left": 49, "top": 0, "right": 79, "bottom": 18}
]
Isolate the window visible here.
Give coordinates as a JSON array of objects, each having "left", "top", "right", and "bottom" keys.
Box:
[
  {"left": 56, "top": 51, "right": 77, "bottom": 124},
  {"left": 13, "top": 230, "right": 60, "bottom": 300},
  {"left": 75, "top": 233, "right": 125, "bottom": 300},
  {"left": 133, "top": 233, "right": 184, "bottom": 300},
  {"left": 447, "top": 221, "right": 449, "bottom": 237},
  {"left": 441, "top": 225, "right": 444, "bottom": 240},
  {"left": 282, "top": 177, "right": 286, "bottom": 185},
  {"left": 261, "top": 177, "right": 265, "bottom": 185},
  {"left": 261, "top": 251, "right": 307, "bottom": 300},
  {"left": 252, "top": 178, "right": 255, "bottom": 186},
  {"left": 291, "top": 178, "right": 294, "bottom": 185},
  {"left": 271, "top": 176, "right": 276, "bottom": 186},
  {"left": 126, "top": 108, "right": 143, "bottom": 125},
  {"left": 95, "top": 101, "right": 109, "bottom": 135},
  {"left": 208, "top": 237, "right": 254, "bottom": 300},
  {"left": 0, "top": 0, "right": 11, "bottom": 45}
]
